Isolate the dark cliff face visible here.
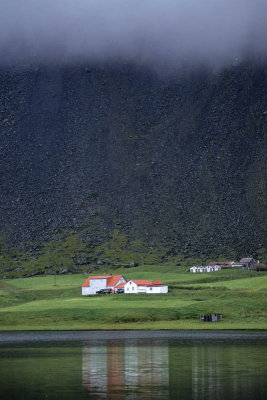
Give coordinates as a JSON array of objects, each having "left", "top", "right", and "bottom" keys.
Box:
[{"left": 0, "top": 62, "right": 266, "bottom": 257}]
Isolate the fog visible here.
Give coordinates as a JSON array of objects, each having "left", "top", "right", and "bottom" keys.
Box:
[{"left": 0, "top": 0, "right": 267, "bottom": 67}]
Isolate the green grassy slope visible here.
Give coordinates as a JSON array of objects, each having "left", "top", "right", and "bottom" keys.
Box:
[{"left": 0, "top": 266, "right": 266, "bottom": 330}]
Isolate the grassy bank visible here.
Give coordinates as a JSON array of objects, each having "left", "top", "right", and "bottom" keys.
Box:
[{"left": 0, "top": 265, "right": 266, "bottom": 330}]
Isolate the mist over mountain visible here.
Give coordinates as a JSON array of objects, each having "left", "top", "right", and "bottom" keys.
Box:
[
  {"left": 0, "top": 2, "right": 266, "bottom": 264},
  {"left": 0, "top": 0, "right": 267, "bottom": 68}
]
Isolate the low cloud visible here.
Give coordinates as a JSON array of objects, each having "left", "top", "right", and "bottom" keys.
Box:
[{"left": 0, "top": 0, "right": 266, "bottom": 67}]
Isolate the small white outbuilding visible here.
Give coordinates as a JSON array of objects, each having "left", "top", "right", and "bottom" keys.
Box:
[
  {"left": 212, "top": 265, "right": 221, "bottom": 271},
  {"left": 124, "top": 280, "right": 168, "bottom": 294},
  {"left": 205, "top": 266, "right": 213, "bottom": 273}
]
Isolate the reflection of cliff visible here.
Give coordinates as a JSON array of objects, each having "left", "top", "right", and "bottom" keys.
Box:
[
  {"left": 82, "top": 340, "right": 169, "bottom": 399},
  {"left": 82, "top": 341, "right": 267, "bottom": 399},
  {"left": 192, "top": 346, "right": 222, "bottom": 400},
  {"left": 169, "top": 344, "right": 267, "bottom": 400},
  {"left": 190, "top": 345, "right": 266, "bottom": 400}
]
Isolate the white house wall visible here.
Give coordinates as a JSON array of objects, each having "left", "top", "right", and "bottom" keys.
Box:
[
  {"left": 124, "top": 281, "right": 168, "bottom": 294},
  {"left": 160, "top": 286, "right": 168, "bottom": 293},
  {"left": 146, "top": 286, "right": 168, "bottom": 294},
  {"left": 205, "top": 267, "right": 213, "bottom": 272},
  {"left": 83, "top": 278, "right": 107, "bottom": 295},
  {"left": 137, "top": 286, "right": 147, "bottom": 293},
  {"left": 82, "top": 287, "right": 92, "bottom": 295},
  {"left": 125, "top": 282, "right": 138, "bottom": 293}
]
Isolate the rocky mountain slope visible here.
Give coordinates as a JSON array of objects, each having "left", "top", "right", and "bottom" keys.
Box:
[{"left": 0, "top": 61, "right": 266, "bottom": 263}]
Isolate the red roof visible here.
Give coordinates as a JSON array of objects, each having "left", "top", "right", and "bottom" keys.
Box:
[
  {"left": 116, "top": 282, "right": 126, "bottom": 288},
  {"left": 82, "top": 275, "right": 124, "bottom": 288},
  {"left": 240, "top": 258, "right": 253, "bottom": 263},
  {"left": 107, "top": 275, "right": 125, "bottom": 287},
  {"left": 128, "top": 280, "right": 166, "bottom": 287},
  {"left": 82, "top": 275, "right": 109, "bottom": 287},
  {"left": 147, "top": 280, "right": 166, "bottom": 287},
  {"left": 209, "top": 261, "right": 234, "bottom": 266},
  {"left": 130, "top": 280, "right": 153, "bottom": 286}
]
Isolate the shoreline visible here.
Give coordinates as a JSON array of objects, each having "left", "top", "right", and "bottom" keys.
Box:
[{"left": 1, "top": 329, "right": 267, "bottom": 344}]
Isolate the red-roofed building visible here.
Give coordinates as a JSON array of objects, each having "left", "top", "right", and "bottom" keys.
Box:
[
  {"left": 82, "top": 275, "right": 126, "bottom": 295},
  {"left": 239, "top": 258, "right": 257, "bottom": 270},
  {"left": 208, "top": 261, "right": 235, "bottom": 269},
  {"left": 124, "top": 280, "right": 168, "bottom": 294}
]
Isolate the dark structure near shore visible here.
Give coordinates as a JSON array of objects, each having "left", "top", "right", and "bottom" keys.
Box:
[{"left": 200, "top": 314, "right": 223, "bottom": 322}]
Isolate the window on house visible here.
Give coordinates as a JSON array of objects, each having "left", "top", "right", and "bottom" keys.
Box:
[
  {"left": 129, "top": 282, "right": 132, "bottom": 285},
  {"left": 132, "top": 287, "right": 134, "bottom": 291}
]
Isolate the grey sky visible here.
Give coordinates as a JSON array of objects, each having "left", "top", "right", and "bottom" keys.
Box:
[{"left": 0, "top": 0, "right": 266, "bottom": 67}]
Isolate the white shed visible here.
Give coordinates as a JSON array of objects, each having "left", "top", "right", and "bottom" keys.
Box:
[
  {"left": 190, "top": 266, "right": 198, "bottom": 273},
  {"left": 146, "top": 285, "right": 168, "bottom": 294},
  {"left": 124, "top": 280, "right": 168, "bottom": 294},
  {"left": 205, "top": 266, "right": 213, "bottom": 273}
]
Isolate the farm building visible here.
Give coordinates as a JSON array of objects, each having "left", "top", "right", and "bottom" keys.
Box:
[
  {"left": 208, "top": 261, "right": 235, "bottom": 269},
  {"left": 190, "top": 265, "right": 221, "bottom": 273},
  {"left": 212, "top": 265, "right": 221, "bottom": 271},
  {"left": 231, "top": 262, "right": 246, "bottom": 269},
  {"left": 124, "top": 280, "right": 168, "bottom": 294},
  {"left": 82, "top": 275, "right": 126, "bottom": 295},
  {"left": 205, "top": 265, "right": 213, "bottom": 272},
  {"left": 239, "top": 258, "right": 257, "bottom": 270},
  {"left": 190, "top": 266, "right": 206, "bottom": 273}
]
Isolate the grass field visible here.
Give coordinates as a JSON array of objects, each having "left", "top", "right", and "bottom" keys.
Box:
[{"left": 0, "top": 265, "right": 266, "bottom": 330}]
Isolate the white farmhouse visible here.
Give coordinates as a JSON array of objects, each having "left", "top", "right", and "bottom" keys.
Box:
[
  {"left": 82, "top": 275, "right": 126, "bottom": 295},
  {"left": 124, "top": 280, "right": 168, "bottom": 294}
]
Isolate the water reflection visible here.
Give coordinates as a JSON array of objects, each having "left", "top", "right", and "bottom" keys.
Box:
[
  {"left": 82, "top": 340, "right": 169, "bottom": 399},
  {"left": 169, "top": 344, "right": 267, "bottom": 400},
  {"left": 0, "top": 338, "right": 266, "bottom": 399},
  {"left": 81, "top": 340, "right": 267, "bottom": 400}
]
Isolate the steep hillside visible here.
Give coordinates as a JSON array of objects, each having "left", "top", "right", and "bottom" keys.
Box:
[{"left": 0, "top": 61, "right": 266, "bottom": 264}]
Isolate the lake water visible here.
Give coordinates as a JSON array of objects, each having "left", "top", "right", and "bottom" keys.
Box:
[{"left": 0, "top": 331, "right": 266, "bottom": 399}]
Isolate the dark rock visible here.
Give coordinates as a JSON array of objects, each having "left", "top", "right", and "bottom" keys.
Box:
[
  {"left": 59, "top": 268, "right": 68, "bottom": 274},
  {"left": 0, "top": 62, "right": 266, "bottom": 260},
  {"left": 129, "top": 261, "right": 138, "bottom": 267}
]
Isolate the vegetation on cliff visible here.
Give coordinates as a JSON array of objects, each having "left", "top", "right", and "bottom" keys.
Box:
[{"left": 0, "top": 61, "right": 266, "bottom": 262}]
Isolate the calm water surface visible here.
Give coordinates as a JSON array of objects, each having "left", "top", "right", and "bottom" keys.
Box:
[{"left": 0, "top": 332, "right": 266, "bottom": 399}]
